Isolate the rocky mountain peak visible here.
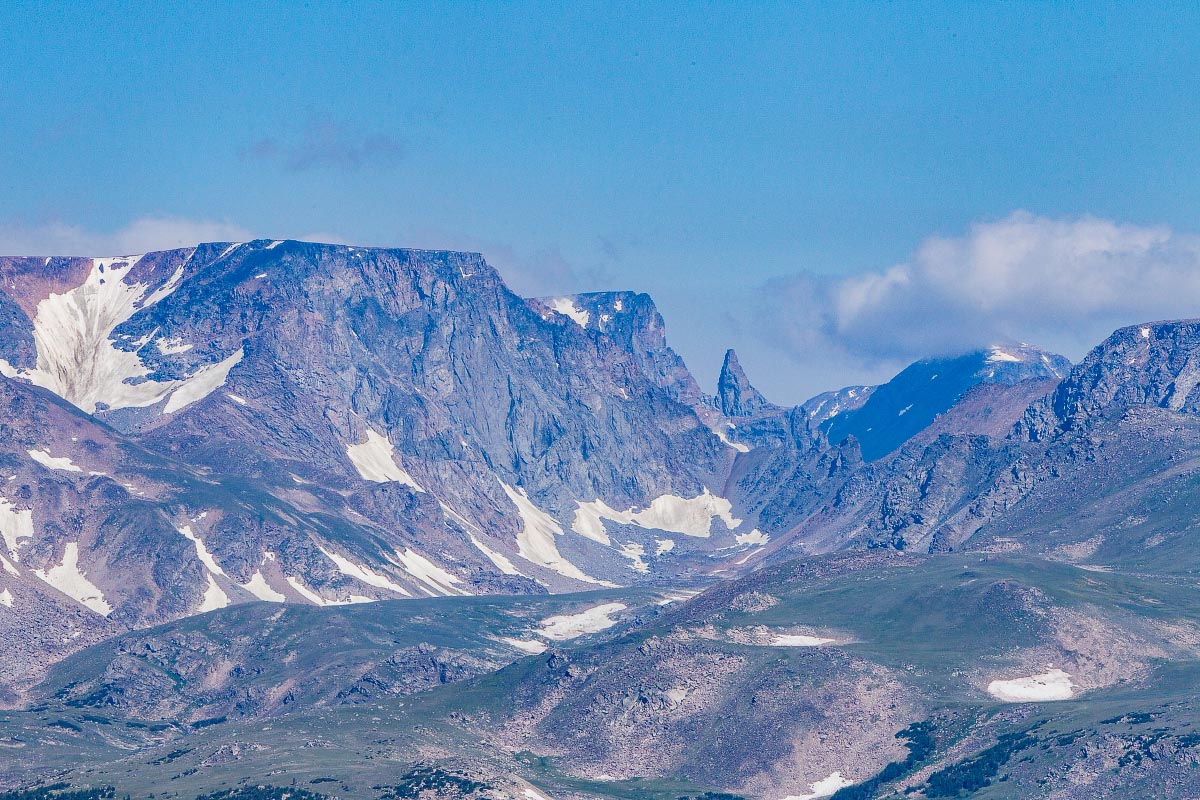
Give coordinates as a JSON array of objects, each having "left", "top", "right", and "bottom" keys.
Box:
[
  {"left": 717, "top": 349, "right": 775, "bottom": 417},
  {"left": 1025, "top": 319, "right": 1200, "bottom": 437},
  {"left": 531, "top": 291, "right": 702, "bottom": 405}
]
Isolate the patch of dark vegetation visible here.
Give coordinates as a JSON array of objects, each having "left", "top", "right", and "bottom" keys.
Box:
[
  {"left": 193, "top": 787, "right": 328, "bottom": 800},
  {"left": 831, "top": 721, "right": 936, "bottom": 800},
  {"left": 148, "top": 748, "right": 192, "bottom": 765},
  {"left": 0, "top": 785, "right": 123, "bottom": 800},
  {"left": 190, "top": 716, "right": 227, "bottom": 730},
  {"left": 373, "top": 766, "right": 491, "bottom": 799},
  {"left": 923, "top": 731, "right": 1035, "bottom": 797},
  {"left": 46, "top": 720, "right": 82, "bottom": 732},
  {"left": 1101, "top": 711, "right": 1157, "bottom": 725}
]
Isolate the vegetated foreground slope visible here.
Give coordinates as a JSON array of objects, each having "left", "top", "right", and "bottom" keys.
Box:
[{"left": 3, "top": 551, "right": 1200, "bottom": 799}]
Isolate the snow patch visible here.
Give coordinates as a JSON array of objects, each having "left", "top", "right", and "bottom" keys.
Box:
[
  {"left": 537, "top": 602, "right": 627, "bottom": 640},
  {"left": 617, "top": 541, "right": 648, "bottom": 573},
  {"left": 987, "top": 668, "right": 1075, "bottom": 702},
  {"left": 655, "top": 538, "right": 675, "bottom": 556},
  {"left": 284, "top": 576, "right": 371, "bottom": 606},
  {"left": 0, "top": 588, "right": 11, "bottom": 607},
  {"left": 573, "top": 490, "right": 741, "bottom": 540},
  {"left": 242, "top": 572, "right": 287, "bottom": 603},
  {"left": 1141, "top": 326, "right": 1151, "bottom": 339},
  {"left": 162, "top": 348, "right": 244, "bottom": 414},
  {"left": 177, "top": 525, "right": 227, "bottom": 576},
  {"left": 34, "top": 542, "right": 111, "bottom": 615},
  {"left": 156, "top": 337, "right": 193, "bottom": 355},
  {"left": 28, "top": 449, "right": 82, "bottom": 472},
  {"left": 226, "top": 393, "right": 248, "bottom": 405},
  {"left": 769, "top": 634, "right": 835, "bottom": 647},
  {"left": 0, "top": 552, "right": 17, "bottom": 575},
  {"left": 712, "top": 424, "right": 751, "bottom": 453},
  {"left": 897, "top": 404, "right": 913, "bottom": 416},
  {"left": 196, "top": 574, "right": 229, "bottom": 612},
  {"left": 346, "top": 428, "right": 424, "bottom": 491},
  {"left": 500, "top": 637, "right": 548, "bottom": 655},
  {"left": 0, "top": 255, "right": 247, "bottom": 415},
  {"left": 392, "top": 548, "right": 471, "bottom": 596},
  {"left": 319, "top": 546, "right": 412, "bottom": 596},
  {"left": 468, "top": 533, "right": 523, "bottom": 576},
  {"left": 502, "top": 483, "right": 614, "bottom": 586},
  {"left": 987, "top": 347, "right": 1022, "bottom": 363},
  {"left": 735, "top": 530, "right": 769, "bottom": 546},
  {"left": 0, "top": 498, "right": 34, "bottom": 557},
  {"left": 780, "top": 772, "right": 853, "bottom": 800},
  {"left": 548, "top": 297, "right": 589, "bottom": 327}
]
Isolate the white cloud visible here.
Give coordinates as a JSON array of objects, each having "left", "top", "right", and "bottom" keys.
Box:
[
  {"left": 0, "top": 216, "right": 254, "bottom": 257},
  {"left": 759, "top": 211, "right": 1200, "bottom": 377}
]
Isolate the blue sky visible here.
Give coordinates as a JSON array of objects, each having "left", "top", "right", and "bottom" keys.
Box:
[{"left": 3, "top": 2, "right": 1200, "bottom": 400}]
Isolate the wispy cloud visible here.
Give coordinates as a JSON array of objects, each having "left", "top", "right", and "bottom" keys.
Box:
[
  {"left": 754, "top": 211, "right": 1200, "bottom": 381},
  {"left": 0, "top": 216, "right": 254, "bottom": 257},
  {"left": 244, "top": 114, "right": 404, "bottom": 172}
]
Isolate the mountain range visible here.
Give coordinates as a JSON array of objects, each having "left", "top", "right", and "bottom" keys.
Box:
[{"left": 2, "top": 242, "right": 1200, "bottom": 799}]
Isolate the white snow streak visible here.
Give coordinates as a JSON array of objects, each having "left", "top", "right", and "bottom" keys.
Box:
[
  {"left": 986, "top": 347, "right": 1022, "bottom": 363},
  {"left": 319, "top": 546, "right": 412, "bottom": 596},
  {"left": 177, "top": 525, "right": 227, "bottom": 576},
  {"left": 34, "top": 542, "right": 111, "bottom": 615},
  {"left": 28, "top": 449, "right": 82, "bottom": 472},
  {"left": 502, "top": 483, "right": 613, "bottom": 586},
  {"left": 242, "top": 571, "right": 287, "bottom": 602},
  {"left": 346, "top": 428, "right": 424, "bottom": 491},
  {"left": 712, "top": 424, "right": 751, "bottom": 453},
  {"left": 500, "top": 637, "right": 548, "bottom": 655},
  {"left": 162, "top": 348, "right": 244, "bottom": 414},
  {"left": 548, "top": 297, "right": 589, "bottom": 327},
  {"left": 468, "top": 533, "right": 522, "bottom": 576},
  {"left": 392, "top": 548, "right": 471, "bottom": 596},
  {"left": 0, "top": 588, "right": 11, "bottom": 607},
  {"left": 769, "top": 634, "right": 835, "bottom": 647},
  {"left": 0, "top": 498, "right": 34, "bottom": 557}
]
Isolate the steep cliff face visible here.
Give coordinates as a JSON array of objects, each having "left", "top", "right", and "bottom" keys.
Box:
[
  {"left": 716, "top": 349, "right": 778, "bottom": 418},
  {"left": 532, "top": 291, "right": 704, "bottom": 407},
  {"left": 0, "top": 242, "right": 776, "bottom": 693}
]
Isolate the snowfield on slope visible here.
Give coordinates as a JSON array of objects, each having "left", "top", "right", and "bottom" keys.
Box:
[
  {"left": 502, "top": 483, "right": 613, "bottom": 586},
  {"left": 33, "top": 542, "right": 111, "bottom": 615},
  {"left": 987, "top": 669, "right": 1075, "bottom": 702},
  {"left": 346, "top": 428, "right": 424, "bottom": 491},
  {"left": 27, "top": 449, "right": 82, "bottom": 472},
  {"left": 537, "top": 601, "right": 627, "bottom": 640},
  {"left": 0, "top": 256, "right": 243, "bottom": 415},
  {"left": 780, "top": 771, "right": 853, "bottom": 800},
  {"left": 572, "top": 490, "right": 755, "bottom": 542},
  {"left": 0, "top": 498, "right": 34, "bottom": 556}
]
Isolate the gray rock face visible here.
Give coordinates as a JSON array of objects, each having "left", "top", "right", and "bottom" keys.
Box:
[{"left": 716, "top": 349, "right": 777, "bottom": 417}]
